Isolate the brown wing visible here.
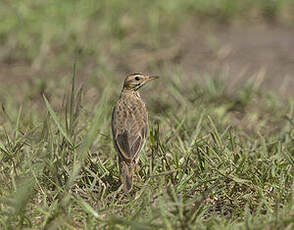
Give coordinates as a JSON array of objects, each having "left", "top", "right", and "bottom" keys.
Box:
[{"left": 112, "top": 99, "right": 148, "bottom": 163}]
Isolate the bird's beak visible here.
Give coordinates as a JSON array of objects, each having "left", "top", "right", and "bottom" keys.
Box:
[{"left": 147, "top": 75, "right": 160, "bottom": 81}]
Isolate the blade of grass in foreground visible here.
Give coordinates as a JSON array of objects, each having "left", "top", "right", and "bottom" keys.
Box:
[
  {"left": 14, "top": 105, "right": 23, "bottom": 140},
  {"left": 43, "top": 95, "right": 73, "bottom": 145}
]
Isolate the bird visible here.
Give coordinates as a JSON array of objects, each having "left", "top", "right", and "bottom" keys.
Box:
[{"left": 111, "top": 73, "right": 159, "bottom": 192}]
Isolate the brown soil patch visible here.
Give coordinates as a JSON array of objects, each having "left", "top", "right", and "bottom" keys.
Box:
[{"left": 175, "top": 22, "right": 294, "bottom": 96}]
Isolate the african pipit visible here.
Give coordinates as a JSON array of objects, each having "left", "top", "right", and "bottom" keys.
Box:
[{"left": 112, "top": 73, "right": 159, "bottom": 192}]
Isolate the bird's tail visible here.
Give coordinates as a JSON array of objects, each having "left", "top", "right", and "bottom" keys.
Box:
[{"left": 120, "top": 161, "right": 134, "bottom": 193}]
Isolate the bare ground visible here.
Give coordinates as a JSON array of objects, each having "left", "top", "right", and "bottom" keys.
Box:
[{"left": 178, "top": 22, "right": 294, "bottom": 96}]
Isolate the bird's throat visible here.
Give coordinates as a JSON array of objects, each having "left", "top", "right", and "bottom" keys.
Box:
[{"left": 121, "top": 89, "right": 141, "bottom": 98}]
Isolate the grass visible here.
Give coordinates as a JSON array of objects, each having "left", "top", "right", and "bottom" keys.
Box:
[
  {"left": 0, "top": 0, "right": 294, "bottom": 229},
  {"left": 0, "top": 68, "right": 293, "bottom": 229}
]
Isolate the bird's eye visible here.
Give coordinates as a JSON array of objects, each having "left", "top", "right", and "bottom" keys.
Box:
[{"left": 135, "top": 76, "right": 140, "bottom": 81}]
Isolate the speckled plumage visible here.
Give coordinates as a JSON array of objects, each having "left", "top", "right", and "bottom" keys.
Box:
[{"left": 112, "top": 73, "right": 159, "bottom": 192}]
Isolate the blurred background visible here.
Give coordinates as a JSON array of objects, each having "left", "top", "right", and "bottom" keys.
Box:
[{"left": 0, "top": 0, "right": 294, "bottom": 107}]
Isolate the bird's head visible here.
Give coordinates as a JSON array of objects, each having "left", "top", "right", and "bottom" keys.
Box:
[{"left": 123, "top": 73, "right": 159, "bottom": 91}]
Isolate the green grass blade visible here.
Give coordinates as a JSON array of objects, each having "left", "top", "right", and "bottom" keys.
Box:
[{"left": 43, "top": 95, "right": 72, "bottom": 145}]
